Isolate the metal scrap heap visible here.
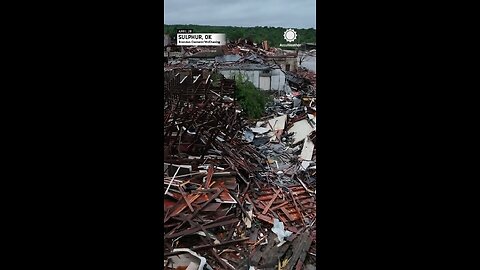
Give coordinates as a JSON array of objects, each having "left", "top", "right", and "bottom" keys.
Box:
[{"left": 164, "top": 67, "right": 316, "bottom": 269}]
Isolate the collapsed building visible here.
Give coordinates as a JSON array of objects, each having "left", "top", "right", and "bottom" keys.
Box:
[
  {"left": 217, "top": 63, "right": 289, "bottom": 92},
  {"left": 163, "top": 38, "right": 317, "bottom": 270},
  {"left": 163, "top": 38, "right": 315, "bottom": 93}
]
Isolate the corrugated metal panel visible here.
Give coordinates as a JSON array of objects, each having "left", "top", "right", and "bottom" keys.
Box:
[
  {"left": 215, "top": 54, "right": 241, "bottom": 63},
  {"left": 259, "top": 76, "right": 271, "bottom": 91}
]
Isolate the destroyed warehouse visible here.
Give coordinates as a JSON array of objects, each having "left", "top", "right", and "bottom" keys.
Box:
[{"left": 164, "top": 38, "right": 317, "bottom": 270}]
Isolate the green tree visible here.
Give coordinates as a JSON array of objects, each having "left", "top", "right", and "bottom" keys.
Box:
[{"left": 234, "top": 73, "right": 271, "bottom": 119}]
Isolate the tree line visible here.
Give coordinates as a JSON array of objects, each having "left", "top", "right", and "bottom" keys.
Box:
[{"left": 164, "top": 24, "right": 316, "bottom": 47}]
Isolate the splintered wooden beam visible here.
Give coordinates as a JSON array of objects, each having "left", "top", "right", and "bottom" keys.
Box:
[
  {"left": 230, "top": 191, "right": 251, "bottom": 221},
  {"left": 178, "top": 186, "right": 195, "bottom": 213},
  {"left": 166, "top": 188, "right": 222, "bottom": 236},
  {"left": 165, "top": 217, "right": 239, "bottom": 239},
  {"left": 270, "top": 201, "right": 289, "bottom": 211},
  {"left": 204, "top": 165, "right": 214, "bottom": 188},
  {"left": 287, "top": 231, "right": 313, "bottom": 270},
  {"left": 186, "top": 219, "right": 237, "bottom": 270},
  {"left": 280, "top": 207, "right": 297, "bottom": 222},
  {"left": 164, "top": 237, "right": 249, "bottom": 257},
  {"left": 262, "top": 189, "right": 281, "bottom": 215},
  {"left": 288, "top": 190, "right": 306, "bottom": 226},
  {"left": 255, "top": 213, "right": 273, "bottom": 225}
]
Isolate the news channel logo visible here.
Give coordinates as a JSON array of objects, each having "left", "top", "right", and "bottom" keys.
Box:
[
  {"left": 283, "top": 29, "right": 297, "bottom": 42},
  {"left": 280, "top": 29, "right": 301, "bottom": 48}
]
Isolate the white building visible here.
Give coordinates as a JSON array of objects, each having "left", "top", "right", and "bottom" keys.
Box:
[{"left": 217, "top": 63, "right": 289, "bottom": 92}]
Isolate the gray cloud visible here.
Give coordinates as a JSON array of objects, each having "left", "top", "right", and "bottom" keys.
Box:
[{"left": 165, "top": 0, "right": 316, "bottom": 29}]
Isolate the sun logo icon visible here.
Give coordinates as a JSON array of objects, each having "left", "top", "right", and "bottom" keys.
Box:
[{"left": 283, "top": 29, "right": 297, "bottom": 42}]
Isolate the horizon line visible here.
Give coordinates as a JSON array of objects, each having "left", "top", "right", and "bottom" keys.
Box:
[{"left": 164, "top": 23, "right": 316, "bottom": 30}]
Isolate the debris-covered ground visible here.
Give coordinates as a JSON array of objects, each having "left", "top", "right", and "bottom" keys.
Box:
[{"left": 164, "top": 42, "right": 316, "bottom": 270}]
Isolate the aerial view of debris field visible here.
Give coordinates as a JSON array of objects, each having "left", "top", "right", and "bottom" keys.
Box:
[{"left": 163, "top": 37, "right": 317, "bottom": 270}]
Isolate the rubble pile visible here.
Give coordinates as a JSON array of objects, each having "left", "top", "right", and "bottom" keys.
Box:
[
  {"left": 164, "top": 71, "right": 317, "bottom": 269},
  {"left": 294, "top": 67, "right": 316, "bottom": 89},
  {"left": 165, "top": 41, "right": 298, "bottom": 70},
  {"left": 223, "top": 41, "right": 283, "bottom": 57}
]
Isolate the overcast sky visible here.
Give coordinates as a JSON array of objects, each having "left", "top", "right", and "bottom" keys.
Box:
[{"left": 165, "top": 0, "right": 316, "bottom": 29}]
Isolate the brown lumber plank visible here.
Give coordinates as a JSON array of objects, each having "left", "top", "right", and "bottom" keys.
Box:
[{"left": 262, "top": 189, "right": 281, "bottom": 215}]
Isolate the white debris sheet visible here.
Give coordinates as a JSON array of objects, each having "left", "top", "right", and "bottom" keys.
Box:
[
  {"left": 300, "top": 139, "right": 315, "bottom": 160},
  {"left": 243, "top": 208, "right": 254, "bottom": 228},
  {"left": 267, "top": 115, "right": 287, "bottom": 131},
  {"left": 250, "top": 127, "right": 270, "bottom": 134},
  {"left": 288, "top": 115, "right": 316, "bottom": 144},
  {"left": 300, "top": 160, "right": 311, "bottom": 170},
  {"left": 166, "top": 248, "right": 214, "bottom": 270},
  {"left": 271, "top": 218, "right": 293, "bottom": 247}
]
